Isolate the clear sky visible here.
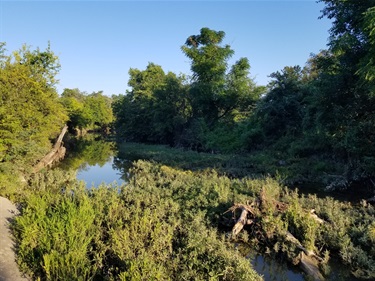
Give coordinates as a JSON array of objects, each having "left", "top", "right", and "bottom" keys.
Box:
[{"left": 0, "top": 0, "right": 332, "bottom": 96}]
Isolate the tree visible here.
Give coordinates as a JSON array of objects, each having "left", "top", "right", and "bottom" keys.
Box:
[
  {"left": 244, "top": 66, "right": 306, "bottom": 149},
  {"left": 152, "top": 73, "right": 191, "bottom": 145},
  {"left": 224, "top": 58, "right": 265, "bottom": 121},
  {"left": 85, "top": 91, "right": 113, "bottom": 127},
  {"left": 181, "top": 28, "right": 235, "bottom": 123},
  {"left": 0, "top": 43, "right": 67, "bottom": 184},
  {"left": 113, "top": 63, "right": 169, "bottom": 142},
  {"left": 113, "top": 63, "right": 191, "bottom": 145},
  {"left": 358, "top": 6, "right": 375, "bottom": 85},
  {"left": 61, "top": 89, "right": 113, "bottom": 131},
  {"left": 315, "top": 0, "right": 375, "bottom": 161},
  {"left": 13, "top": 43, "right": 60, "bottom": 87},
  {"left": 319, "top": 0, "right": 375, "bottom": 85},
  {"left": 60, "top": 89, "right": 90, "bottom": 130}
]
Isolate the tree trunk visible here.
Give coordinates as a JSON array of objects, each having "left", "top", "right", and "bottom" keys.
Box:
[{"left": 32, "top": 125, "right": 68, "bottom": 173}]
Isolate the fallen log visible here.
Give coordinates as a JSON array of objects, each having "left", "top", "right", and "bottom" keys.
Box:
[
  {"left": 227, "top": 203, "right": 257, "bottom": 237},
  {"left": 33, "top": 124, "right": 68, "bottom": 173},
  {"left": 284, "top": 231, "right": 325, "bottom": 280},
  {"left": 227, "top": 201, "right": 326, "bottom": 281},
  {"left": 232, "top": 207, "right": 253, "bottom": 237},
  {"left": 284, "top": 231, "right": 322, "bottom": 261},
  {"left": 299, "top": 252, "right": 325, "bottom": 281}
]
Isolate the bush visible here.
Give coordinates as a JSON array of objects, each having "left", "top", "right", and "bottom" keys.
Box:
[{"left": 14, "top": 164, "right": 262, "bottom": 280}]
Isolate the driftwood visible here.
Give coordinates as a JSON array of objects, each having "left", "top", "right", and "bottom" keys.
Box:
[
  {"left": 230, "top": 204, "right": 255, "bottom": 236},
  {"left": 299, "top": 252, "right": 325, "bottom": 281},
  {"left": 227, "top": 200, "right": 326, "bottom": 281},
  {"left": 33, "top": 124, "right": 68, "bottom": 173},
  {"left": 284, "top": 231, "right": 324, "bottom": 280}
]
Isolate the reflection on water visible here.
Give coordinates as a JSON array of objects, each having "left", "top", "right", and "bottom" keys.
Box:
[
  {"left": 76, "top": 156, "right": 125, "bottom": 187},
  {"left": 249, "top": 254, "right": 304, "bottom": 281},
  {"left": 60, "top": 135, "right": 128, "bottom": 186}
]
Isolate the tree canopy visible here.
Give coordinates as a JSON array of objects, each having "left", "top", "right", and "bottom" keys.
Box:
[
  {"left": 60, "top": 88, "right": 113, "bottom": 132},
  {"left": 113, "top": 28, "right": 264, "bottom": 151},
  {"left": 0, "top": 44, "right": 68, "bottom": 190},
  {"left": 112, "top": 5, "right": 375, "bottom": 186}
]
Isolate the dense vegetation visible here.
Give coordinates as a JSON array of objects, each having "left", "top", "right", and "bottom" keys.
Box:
[
  {"left": 0, "top": 43, "right": 68, "bottom": 194},
  {"left": 60, "top": 88, "right": 113, "bottom": 134},
  {"left": 14, "top": 163, "right": 263, "bottom": 280},
  {"left": 13, "top": 152, "right": 375, "bottom": 280},
  {"left": 0, "top": 44, "right": 113, "bottom": 196},
  {"left": 113, "top": 0, "right": 375, "bottom": 189},
  {"left": 1, "top": 0, "right": 375, "bottom": 280}
]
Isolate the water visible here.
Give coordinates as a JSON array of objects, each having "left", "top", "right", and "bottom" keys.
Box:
[
  {"left": 249, "top": 253, "right": 360, "bottom": 281},
  {"left": 76, "top": 156, "right": 125, "bottom": 187},
  {"left": 250, "top": 254, "right": 304, "bottom": 281}
]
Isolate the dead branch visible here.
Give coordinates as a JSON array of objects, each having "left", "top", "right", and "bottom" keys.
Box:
[
  {"left": 227, "top": 203, "right": 256, "bottom": 237},
  {"left": 33, "top": 124, "right": 68, "bottom": 173},
  {"left": 299, "top": 252, "right": 325, "bottom": 281}
]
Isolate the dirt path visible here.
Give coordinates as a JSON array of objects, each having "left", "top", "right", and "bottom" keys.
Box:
[{"left": 0, "top": 197, "right": 29, "bottom": 281}]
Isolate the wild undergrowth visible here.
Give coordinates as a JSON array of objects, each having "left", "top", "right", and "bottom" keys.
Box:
[
  {"left": 13, "top": 164, "right": 262, "bottom": 281},
  {"left": 115, "top": 142, "right": 372, "bottom": 190},
  {"left": 231, "top": 185, "right": 375, "bottom": 279},
  {"left": 13, "top": 160, "right": 375, "bottom": 280}
]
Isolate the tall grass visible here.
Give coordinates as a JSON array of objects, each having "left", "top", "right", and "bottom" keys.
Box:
[
  {"left": 13, "top": 164, "right": 262, "bottom": 280},
  {"left": 13, "top": 160, "right": 375, "bottom": 280}
]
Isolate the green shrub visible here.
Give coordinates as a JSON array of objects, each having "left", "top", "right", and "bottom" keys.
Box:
[{"left": 14, "top": 165, "right": 262, "bottom": 280}]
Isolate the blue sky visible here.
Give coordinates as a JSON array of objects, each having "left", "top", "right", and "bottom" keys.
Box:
[{"left": 0, "top": 1, "right": 332, "bottom": 96}]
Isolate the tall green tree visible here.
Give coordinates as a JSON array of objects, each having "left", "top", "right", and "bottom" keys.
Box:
[
  {"left": 113, "top": 63, "right": 170, "bottom": 142},
  {"left": 180, "top": 28, "right": 265, "bottom": 151},
  {"left": 114, "top": 63, "right": 191, "bottom": 145},
  {"left": 0, "top": 44, "right": 67, "bottom": 188},
  {"left": 152, "top": 73, "right": 191, "bottom": 145},
  {"left": 313, "top": 0, "right": 375, "bottom": 162},
  {"left": 181, "top": 28, "right": 234, "bottom": 124}
]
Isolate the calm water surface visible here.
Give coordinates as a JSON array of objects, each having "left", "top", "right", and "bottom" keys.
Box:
[{"left": 76, "top": 156, "right": 125, "bottom": 186}]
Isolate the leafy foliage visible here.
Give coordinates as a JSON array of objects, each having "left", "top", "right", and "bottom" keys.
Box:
[
  {"left": 60, "top": 88, "right": 113, "bottom": 132},
  {"left": 113, "top": 64, "right": 191, "bottom": 145},
  {"left": 0, "top": 43, "right": 68, "bottom": 195},
  {"left": 14, "top": 164, "right": 262, "bottom": 281},
  {"left": 113, "top": 28, "right": 264, "bottom": 152}
]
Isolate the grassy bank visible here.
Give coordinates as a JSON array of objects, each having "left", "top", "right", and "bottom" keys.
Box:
[
  {"left": 13, "top": 166, "right": 262, "bottom": 281},
  {"left": 116, "top": 142, "right": 374, "bottom": 194},
  {"left": 13, "top": 155, "right": 375, "bottom": 280}
]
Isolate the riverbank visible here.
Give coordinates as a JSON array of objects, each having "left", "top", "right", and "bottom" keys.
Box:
[{"left": 5, "top": 138, "right": 375, "bottom": 280}]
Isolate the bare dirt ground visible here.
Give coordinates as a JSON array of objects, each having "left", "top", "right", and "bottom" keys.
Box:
[{"left": 0, "top": 197, "right": 29, "bottom": 281}]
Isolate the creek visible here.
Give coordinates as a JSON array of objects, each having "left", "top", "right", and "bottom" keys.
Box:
[{"left": 60, "top": 136, "right": 363, "bottom": 281}]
